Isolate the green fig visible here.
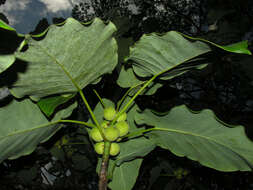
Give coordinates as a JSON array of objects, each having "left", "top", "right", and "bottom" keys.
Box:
[
  {"left": 94, "top": 142, "right": 104, "bottom": 155},
  {"left": 115, "top": 121, "right": 129, "bottom": 137},
  {"left": 90, "top": 127, "right": 103, "bottom": 142},
  {"left": 104, "top": 107, "right": 116, "bottom": 121},
  {"left": 117, "top": 112, "right": 127, "bottom": 122},
  {"left": 110, "top": 143, "right": 120, "bottom": 156},
  {"left": 104, "top": 127, "right": 120, "bottom": 141}
]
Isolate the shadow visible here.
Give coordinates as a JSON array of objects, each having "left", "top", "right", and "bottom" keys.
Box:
[{"left": 0, "top": 59, "right": 28, "bottom": 88}]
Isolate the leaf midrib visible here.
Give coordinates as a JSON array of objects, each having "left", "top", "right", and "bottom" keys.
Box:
[
  {"left": 151, "top": 127, "right": 249, "bottom": 161},
  {"left": 36, "top": 42, "right": 80, "bottom": 91},
  {"left": 0, "top": 121, "right": 60, "bottom": 140}
]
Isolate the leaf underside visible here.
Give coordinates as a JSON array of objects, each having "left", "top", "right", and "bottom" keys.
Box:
[
  {"left": 135, "top": 105, "right": 253, "bottom": 171},
  {"left": 116, "top": 137, "right": 155, "bottom": 166},
  {"left": 0, "top": 99, "right": 76, "bottom": 163},
  {"left": 108, "top": 159, "right": 143, "bottom": 190},
  {"left": 127, "top": 31, "right": 211, "bottom": 79},
  {"left": 11, "top": 18, "right": 118, "bottom": 101},
  {"left": 0, "top": 54, "right": 16, "bottom": 74}
]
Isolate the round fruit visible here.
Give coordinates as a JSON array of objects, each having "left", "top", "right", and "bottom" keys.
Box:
[
  {"left": 104, "top": 107, "right": 116, "bottom": 121},
  {"left": 101, "top": 120, "right": 109, "bottom": 128},
  {"left": 110, "top": 143, "right": 120, "bottom": 156},
  {"left": 94, "top": 142, "right": 104, "bottom": 155},
  {"left": 115, "top": 121, "right": 129, "bottom": 137},
  {"left": 90, "top": 127, "right": 103, "bottom": 142},
  {"left": 117, "top": 112, "right": 127, "bottom": 122},
  {"left": 104, "top": 127, "right": 120, "bottom": 141}
]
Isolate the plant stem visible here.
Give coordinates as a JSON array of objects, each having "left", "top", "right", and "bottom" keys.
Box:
[
  {"left": 99, "top": 141, "right": 111, "bottom": 190},
  {"left": 78, "top": 90, "right": 100, "bottom": 127},
  {"left": 40, "top": 45, "right": 101, "bottom": 131},
  {"left": 93, "top": 89, "right": 105, "bottom": 108},
  {"left": 116, "top": 81, "right": 145, "bottom": 111},
  {"left": 78, "top": 89, "right": 107, "bottom": 140},
  {"left": 59, "top": 119, "right": 97, "bottom": 128},
  {"left": 125, "top": 128, "right": 155, "bottom": 138},
  {"left": 112, "top": 75, "right": 157, "bottom": 125},
  {"left": 112, "top": 67, "right": 174, "bottom": 125}
]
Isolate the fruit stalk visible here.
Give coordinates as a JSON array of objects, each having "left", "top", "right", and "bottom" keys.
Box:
[{"left": 99, "top": 141, "right": 111, "bottom": 190}]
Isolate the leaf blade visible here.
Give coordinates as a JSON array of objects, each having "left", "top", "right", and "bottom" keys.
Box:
[
  {"left": 116, "top": 137, "right": 155, "bottom": 165},
  {"left": 135, "top": 105, "right": 253, "bottom": 171},
  {"left": 127, "top": 31, "right": 211, "bottom": 79},
  {"left": 11, "top": 18, "right": 118, "bottom": 100},
  {"left": 0, "top": 54, "right": 15, "bottom": 74},
  {"left": 108, "top": 159, "right": 143, "bottom": 190},
  {"left": 0, "top": 98, "right": 76, "bottom": 162},
  {"left": 37, "top": 94, "right": 76, "bottom": 117}
]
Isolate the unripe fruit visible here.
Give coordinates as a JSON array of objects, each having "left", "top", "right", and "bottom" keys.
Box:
[
  {"left": 117, "top": 112, "right": 127, "bottom": 122},
  {"left": 101, "top": 120, "right": 109, "bottom": 128},
  {"left": 115, "top": 121, "right": 129, "bottom": 137},
  {"left": 90, "top": 127, "right": 103, "bottom": 142},
  {"left": 104, "top": 107, "right": 116, "bottom": 121},
  {"left": 94, "top": 142, "right": 104, "bottom": 155},
  {"left": 110, "top": 143, "right": 120, "bottom": 156},
  {"left": 104, "top": 127, "right": 120, "bottom": 141}
]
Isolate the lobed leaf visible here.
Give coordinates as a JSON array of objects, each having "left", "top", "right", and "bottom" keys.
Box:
[
  {"left": 127, "top": 31, "right": 211, "bottom": 79},
  {"left": 135, "top": 105, "right": 253, "bottom": 171},
  {"left": 11, "top": 17, "right": 118, "bottom": 101},
  {"left": 117, "top": 66, "right": 140, "bottom": 88}
]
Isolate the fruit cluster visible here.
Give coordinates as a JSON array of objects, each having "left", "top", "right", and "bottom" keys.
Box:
[{"left": 90, "top": 106, "right": 129, "bottom": 156}]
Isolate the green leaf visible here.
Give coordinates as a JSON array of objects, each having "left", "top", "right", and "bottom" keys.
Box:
[
  {"left": 0, "top": 19, "right": 16, "bottom": 32},
  {"left": 179, "top": 32, "right": 252, "bottom": 55},
  {"left": 127, "top": 31, "right": 211, "bottom": 79},
  {"left": 221, "top": 41, "right": 251, "bottom": 55},
  {"left": 11, "top": 17, "right": 118, "bottom": 101},
  {"left": 115, "top": 137, "right": 155, "bottom": 165},
  {"left": 117, "top": 96, "right": 141, "bottom": 133},
  {"left": 0, "top": 54, "right": 15, "bottom": 74},
  {"left": 0, "top": 19, "right": 24, "bottom": 37},
  {"left": 0, "top": 98, "right": 76, "bottom": 163},
  {"left": 117, "top": 66, "right": 140, "bottom": 88},
  {"left": 37, "top": 93, "right": 76, "bottom": 117},
  {"left": 135, "top": 105, "right": 253, "bottom": 171},
  {"left": 108, "top": 159, "right": 143, "bottom": 190}
]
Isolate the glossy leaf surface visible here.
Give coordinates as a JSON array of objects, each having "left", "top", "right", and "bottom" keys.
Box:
[{"left": 37, "top": 94, "right": 76, "bottom": 117}]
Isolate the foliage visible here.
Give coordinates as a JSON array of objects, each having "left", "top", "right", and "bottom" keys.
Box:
[{"left": 0, "top": 17, "right": 252, "bottom": 190}]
